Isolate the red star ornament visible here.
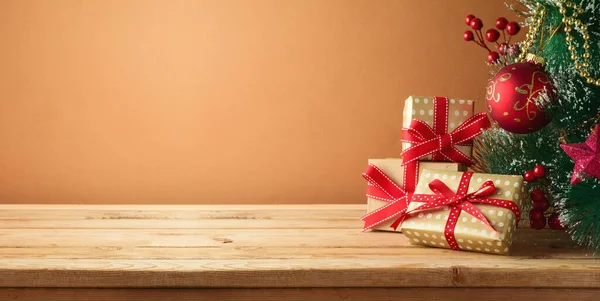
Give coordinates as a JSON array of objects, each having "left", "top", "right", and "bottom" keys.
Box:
[{"left": 560, "top": 125, "right": 600, "bottom": 185}]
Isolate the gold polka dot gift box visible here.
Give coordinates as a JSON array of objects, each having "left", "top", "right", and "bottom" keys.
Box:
[
  {"left": 400, "top": 169, "right": 525, "bottom": 255},
  {"left": 362, "top": 159, "right": 466, "bottom": 232},
  {"left": 401, "top": 96, "right": 476, "bottom": 162}
]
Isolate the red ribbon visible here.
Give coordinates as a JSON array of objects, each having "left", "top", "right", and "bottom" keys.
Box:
[
  {"left": 401, "top": 97, "right": 490, "bottom": 167},
  {"left": 361, "top": 161, "right": 419, "bottom": 231},
  {"left": 407, "top": 172, "right": 521, "bottom": 250}
]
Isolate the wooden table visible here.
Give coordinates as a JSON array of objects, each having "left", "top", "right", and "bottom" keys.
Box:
[{"left": 0, "top": 205, "right": 598, "bottom": 300}]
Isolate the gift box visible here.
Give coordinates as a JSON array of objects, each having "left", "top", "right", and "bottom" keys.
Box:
[
  {"left": 362, "top": 159, "right": 466, "bottom": 232},
  {"left": 400, "top": 169, "right": 525, "bottom": 255},
  {"left": 401, "top": 96, "right": 478, "bottom": 163}
]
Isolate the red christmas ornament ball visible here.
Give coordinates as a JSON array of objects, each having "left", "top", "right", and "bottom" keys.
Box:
[
  {"left": 496, "top": 17, "right": 508, "bottom": 30},
  {"left": 506, "top": 22, "right": 521, "bottom": 35},
  {"left": 486, "top": 29, "right": 500, "bottom": 42},
  {"left": 465, "top": 14, "right": 476, "bottom": 26},
  {"left": 487, "top": 51, "right": 500, "bottom": 64},
  {"left": 470, "top": 18, "right": 483, "bottom": 30},
  {"left": 524, "top": 170, "right": 536, "bottom": 182},
  {"left": 548, "top": 213, "right": 566, "bottom": 230},
  {"left": 485, "top": 62, "right": 553, "bottom": 134},
  {"left": 464, "top": 30, "right": 474, "bottom": 41},
  {"left": 530, "top": 188, "right": 545, "bottom": 202},
  {"left": 533, "top": 164, "right": 547, "bottom": 178}
]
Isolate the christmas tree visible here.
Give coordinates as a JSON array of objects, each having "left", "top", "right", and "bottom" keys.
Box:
[{"left": 466, "top": 0, "right": 600, "bottom": 252}]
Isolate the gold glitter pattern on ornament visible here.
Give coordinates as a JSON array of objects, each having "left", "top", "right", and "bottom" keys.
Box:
[
  {"left": 485, "top": 72, "right": 512, "bottom": 105},
  {"left": 513, "top": 70, "right": 551, "bottom": 121}
]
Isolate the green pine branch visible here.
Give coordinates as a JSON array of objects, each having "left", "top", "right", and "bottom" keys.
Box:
[{"left": 474, "top": 0, "right": 600, "bottom": 253}]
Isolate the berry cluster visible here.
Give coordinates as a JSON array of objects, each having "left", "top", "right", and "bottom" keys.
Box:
[
  {"left": 463, "top": 15, "right": 521, "bottom": 64},
  {"left": 523, "top": 165, "right": 565, "bottom": 230},
  {"left": 524, "top": 164, "right": 546, "bottom": 182}
]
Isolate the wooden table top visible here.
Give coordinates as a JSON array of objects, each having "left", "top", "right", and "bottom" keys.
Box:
[{"left": 0, "top": 204, "right": 599, "bottom": 293}]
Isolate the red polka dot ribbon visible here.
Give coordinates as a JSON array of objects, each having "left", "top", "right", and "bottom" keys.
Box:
[
  {"left": 408, "top": 172, "right": 521, "bottom": 250},
  {"left": 361, "top": 161, "right": 419, "bottom": 231},
  {"left": 401, "top": 97, "right": 491, "bottom": 167}
]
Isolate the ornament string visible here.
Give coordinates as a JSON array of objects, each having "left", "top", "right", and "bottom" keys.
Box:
[{"left": 541, "top": 22, "right": 562, "bottom": 51}]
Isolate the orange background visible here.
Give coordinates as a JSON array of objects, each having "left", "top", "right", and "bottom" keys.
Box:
[{"left": 0, "top": 0, "right": 516, "bottom": 204}]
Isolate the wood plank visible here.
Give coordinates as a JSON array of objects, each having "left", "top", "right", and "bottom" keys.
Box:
[
  {"left": 0, "top": 244, "right": 588, "bottom": 260},
  {"left": 0, "top": 229, "right": 416, "bottom": 248},
  {"left": 0, "top": 247, "right": 458, "bottom": 260},
  {"left": 0, "top": 229, "right": 586, "bottom": 259},
  {"left": 0, "top": 208, "right": 362, "bottom": 220},
  {"left": 0, "top": 218, "right": 361, "bottom": 229},
  {"left": 0, "top": 205, "right": 530, "bottom": 227},
  {"left": 0, "top": 227, "right": 576, "bottom": 247},
  {"left": 0, "top": 205, "right": 366, "bottom": 211},
  {"left": 1, "top": 258, "right": 600, "bottom": 288},
  {"left": 2, "top": 288, "right": 600, "bottom": 301}
]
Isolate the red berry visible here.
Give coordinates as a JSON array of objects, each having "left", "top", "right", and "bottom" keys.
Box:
[
  {"left": 530, "top": 188, "right": 546, "bottom": 202},
  {"left": 506, "top": 21, "right": 521, "bottom": 35},
  {"left": 485, "top": 29, "right": 500, "bottom": 42},
  {"left": 470, "top": 18, "right": 483, "bottom": 30},
  {"left": 496, "top": 17, "right": 509, "bottom": 30},
  {"left": 548, "top": 213, "right": 566, "bottom": 230},
  {"left": 487, "top": 51, "right": 500, "bottom": 63},
  {"left": 465, "top": 14, "right": 476, "bottom": 26},
  {"left": 524, "top": 170, "right": 536, "bottom": 182},
  {"left": 463, "top": 30, "right": 474, "bottom": 41},
  {"left": 529, "top": 209, "right": 546, "bottom": 229},
  {"left": 532, "top": 199, "right": 550, "bottom": 212},
  {"left": 529, "top": 209, "right": 545, "bottom": 221},
  {"left": 533, "top": 165, "right": 546, "bottom": 178},
  {"left": 530, "top": 217, "right": 547, "bottom": 229},
  {"left": 498, "top": 43, "right": 507, "bottom": 55}
]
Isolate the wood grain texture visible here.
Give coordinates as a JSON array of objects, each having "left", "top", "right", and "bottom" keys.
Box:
[
  {"left": 2, "top": 288, "right": 600, "bottom": 301},
  {"left": 0, "top": 205, "right": 597, "bottom": 291}
]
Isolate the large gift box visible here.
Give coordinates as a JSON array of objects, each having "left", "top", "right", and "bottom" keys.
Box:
[
  {"left": 362, "top": 159, "right": 466, "bottom": 232},
  {"left": 401, "top": 96, "right": 483, "bottom": 164},
  {"left": 400, "top": 169, "right": 525, "bottom": 255}
]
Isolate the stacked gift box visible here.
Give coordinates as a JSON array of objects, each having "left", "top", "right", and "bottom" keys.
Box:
[{"left": 361, "top": 96, "right": 525, "bottom": 255}]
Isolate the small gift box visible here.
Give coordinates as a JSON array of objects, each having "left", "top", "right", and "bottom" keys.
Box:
[
  {"left": 362, "top": 159, "right": 465, "bottom": 232},
  {"left": 400, "top": 169, "right": 525, "bottom": 255},
  {"left": 401, "top": 96, "right": 489, "bottom": 166}
]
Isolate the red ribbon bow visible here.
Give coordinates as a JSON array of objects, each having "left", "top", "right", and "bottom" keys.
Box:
[
  {"left": 408, "top": 172, "right": 520, "bottom": 250},
  {"left": 401, "top": 97, "right": 490, "bottom": 166},
  {"left": 361, "top": 162, "right": 419, "bottom": 231}
]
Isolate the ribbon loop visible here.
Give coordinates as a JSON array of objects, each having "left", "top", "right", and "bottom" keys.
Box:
[
  {"left": 427, "top": 179, "right": 456, "bottom": 200},
  {"left": 401, "top": 96, "right": 490, "bottom": 166},
  {"left": 470, "top": 180, "right": 496, "bottom": 197},
  {"left": 363, "top": 164, "right": 406, "bottom": 202},
  {"left": 361, "top": 162, "right": 420, "bottom": 231}
]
